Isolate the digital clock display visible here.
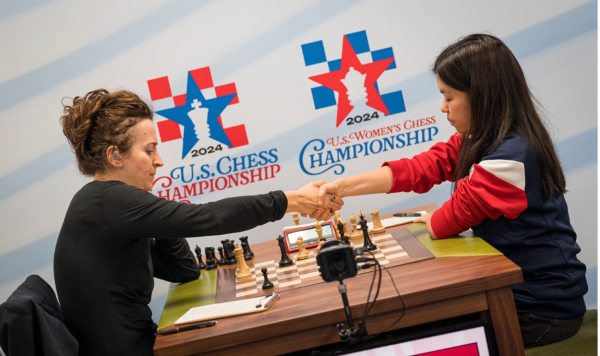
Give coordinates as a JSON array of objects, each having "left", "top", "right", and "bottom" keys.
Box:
[{"left": 285, "top": 223, "right": 336, "bottom": 250}]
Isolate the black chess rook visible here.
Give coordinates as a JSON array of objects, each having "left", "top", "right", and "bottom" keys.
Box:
[
  {"left": 240, "top": 236, "right": 254, "bottom": 257},
  {"left": 241, "top": 241, "right": 253, "bottom": 261}
]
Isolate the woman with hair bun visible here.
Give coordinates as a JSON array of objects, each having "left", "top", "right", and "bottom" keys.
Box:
[
  {"left": 316, "top": 34, "right": 587, "bottom": 348},
  {"left": 55, "top": 89, "right": 342, "bottom": 356}
]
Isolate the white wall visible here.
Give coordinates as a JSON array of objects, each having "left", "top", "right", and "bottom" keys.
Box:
[{"left": 0, "top": 0, "right": 596, "bottom": 322}]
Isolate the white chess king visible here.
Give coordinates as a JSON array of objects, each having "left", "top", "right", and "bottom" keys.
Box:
[
  {"left": 341, "top": 66, "right": 367, "bottom": 105},
  {"left": 187, "top": 98, "right": 216, "bottom": 147}
]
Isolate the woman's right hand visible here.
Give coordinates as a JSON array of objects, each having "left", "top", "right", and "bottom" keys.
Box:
[{"left": 285, "top": 181, "right": 344, "bottom": 220}]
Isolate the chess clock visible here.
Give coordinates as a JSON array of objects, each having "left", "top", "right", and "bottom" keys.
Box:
[{"left": 282, "top": 221, "right": 339, "bottom": 253}]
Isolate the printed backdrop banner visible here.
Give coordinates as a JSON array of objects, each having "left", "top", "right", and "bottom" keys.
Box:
[{"left": 0, "top": 0, "right": 596, "bottom": 322}]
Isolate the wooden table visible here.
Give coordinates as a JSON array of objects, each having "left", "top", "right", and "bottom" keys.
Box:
[{"left": 154, "top": 204, "right": 525, "bottom": 356}]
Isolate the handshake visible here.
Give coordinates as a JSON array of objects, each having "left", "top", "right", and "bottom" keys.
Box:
[{"left": 284, "top": 180, "right": 342, "bottom": 221}]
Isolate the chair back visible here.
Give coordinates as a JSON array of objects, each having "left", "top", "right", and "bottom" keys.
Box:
[{"left": 0, "top": 275, "right": 78, "bottom": 356}]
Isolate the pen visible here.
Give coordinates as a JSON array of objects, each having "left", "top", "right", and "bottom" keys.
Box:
[
  {"left": 155, "top": 320, "right": 217, "bottom": 336},
  {"left": 393, "top": 212, "right": 423, "bottom": 217}
]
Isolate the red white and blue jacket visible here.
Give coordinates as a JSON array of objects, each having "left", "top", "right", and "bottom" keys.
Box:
[{"left": 384, "top": 133, "right": 587, "bottom": 319}]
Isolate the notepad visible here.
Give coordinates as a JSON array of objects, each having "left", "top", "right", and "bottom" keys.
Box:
[{"left": 174, "top": 293, "right": 280, "bottom": 325}]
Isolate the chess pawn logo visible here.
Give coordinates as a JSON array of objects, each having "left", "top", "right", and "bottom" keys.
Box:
[
  {"left": 341, "top": 67, "right": 367, "bottom": 106},
  {"left": 187, "top": 99, "right": 215, "bottom": 147}
]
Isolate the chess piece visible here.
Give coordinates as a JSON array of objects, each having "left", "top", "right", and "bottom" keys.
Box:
[
  {"left": 342, "top": 220, "right": 349, "bottom": 236},
  {"left": 332, "top": 211, "right": 340, "bottom": 228},
  {"left": 337, "top": 220, "right": 350, "bottom": 245},
  {"left": 341, "top": 67, "right": 367, "bottom": 106},
  {"left": 292, "top": 212, "right": 300, "bottom": 226},
  {"left": 205, "top": 247, "right": 218, "bottom": 270},
  {"left": 225, "top": 240, "right": 237, "bottom": 265},
  {"left": 371, "top": 210, "right": 386, "bottom": 234},
  {"left": 188, "top": 98, "right": 217, "bottom": 147},
  {"left": 296, "top": 237, "right": 309, "bottom": 260},
  {"left": 235, "top": 244, "right": 252, "bottom": 281},
  {"left": 360, "top": 210, "right": 372, "bottom": 234},
  {"left": 241, "top": 241, "right": 253, "bottom": 261},
  {"left": 195, "top": 245, "right": 207, "bottom": 270},
  {"left": 349, "top": 214, "right": 362, "bottom": 240},
  {"left": 240, "top": 236, "right": 254, "bottom": 257},
  {"left": 217, "top": 246, "right": 226, "bottom": 265},
  {"left": 277, "top": 235, "right": 294, "bottom": 267},
  {"left": 261, "top": 267, "right": 274, "bottom": 290},
  {"left": 315, "top": 221, "right": 326, "bottom": 252},
  {"left": 360, "top": 216, "right": 378, "bottom": 252}
]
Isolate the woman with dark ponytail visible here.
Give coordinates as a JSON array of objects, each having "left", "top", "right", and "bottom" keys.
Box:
[
  {"left": 55, "top": 89, "right": 343, "bottom": 356},
  {"left": 317, "top": 34, "right": 587, "bottom": 348}
]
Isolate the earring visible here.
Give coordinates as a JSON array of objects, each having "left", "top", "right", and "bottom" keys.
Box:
[{"left": 120, "top": 165, "right": 123, "bottom": 170}]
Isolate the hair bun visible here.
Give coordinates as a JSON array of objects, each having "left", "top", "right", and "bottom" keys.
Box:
[{"left": 59, "top": 89, "right": 152, "bottom": 176}]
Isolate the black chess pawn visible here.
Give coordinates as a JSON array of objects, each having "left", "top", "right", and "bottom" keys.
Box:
[
  {"left": 261, "top": 267, "right": 274, "bottom": 290},
  {"left": 337, "top": 220, "right": 350, "bottom": 246},
  {"left": 359, "top": 218, "right": 377, "bottom": 252},
  {"left": 195, "top": 245, "right": 207, "bottom": 270},
  {"left": 276, "top": 235, "right": 294, "bottom": 267},
  {"left": 217, "top": 246, "right": 226, "bottom": 265},
  {"left": 241, "top": 241, "right": 253, "bottom": 261},
  {"left": 240, "top": 236, "right": 254, "bottom": 257},
  {"left": 205, "top": 247, "right": 218, "bottom": 270}
]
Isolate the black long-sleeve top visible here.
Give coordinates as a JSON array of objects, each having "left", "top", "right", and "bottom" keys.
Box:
[{"left": 54, "top": 181, "right": 287, "bottom": 356}]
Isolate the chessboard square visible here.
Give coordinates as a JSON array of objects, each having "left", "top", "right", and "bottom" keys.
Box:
[
  {"left": 157, "top": 120, "right": 182, "bottom": 143},
  {"left": 381, "top": 90, "right": 406, "bottom": 116},
  {"left": 224, "top": 125, "right": 249, "bottom": 148},
  {"left": 277, "top": 270, "right": 300, "bottom": 279},
  {"left": 379, "top": 260, "right": 390, "bottom": 265},
  {"left": 150, "top": 97, "right": 174, "bottom": 112},
  {"left": 328, "top": 59, "right": 341, "bottom": 72},
  {"left": 371, "top": 47, "right": 396, "bottom": 70},
  {"left": 236, "top": 281, "right": 256, "bottom": 289},
  {"left": 201, "top": 87, "right": 216, "bottom": 100},
  {"left": 301, "top": 271, "right": 321, "bottom": 280},
  {"left": 237, "top": 289, "right": 260, "bottom": 298},
  {"left": 215, "top": 83, "right": 239, "bottom": 104},
  {"left": 346, "top": 30, "right": 370, "bottom": 54},
  {"left": 296, "top": 258, "right": 316, "bottom": 266},
  {"left": 297, "top": 264, "right": 318, "bottom": 273},
  {"left": 386, "top": 252, "right": 409, "bottom": 260},
  {"left": 380, "top": 245, "right": 403, "bottom": 254},
  {"left": 190, "top": 67, "right": 214, "bottom": 90},
  {"left": 147, "top": 76, "right": 172, "bottom": 101},
  {"left": 173, "top": 93, "right": 187, "bottom": 107},
  {"left": 377, "top": 241, "right": 398, "bottom": 248},
  {"left": 357, "top": 52, "right": 372, "bottom": 65},
  {"left": 302, "top": 40, "right": 327, "bottom": 66},
  {"left": 254, "top": 261, "right": 275, "bottom": 268},
  {"left": 311, "top": 86, "right": 336, "bottom": 109},
  {"left": 279, "top": 279, "right": 302, "bottom": 288},
  {"left": 305, "top": 61, "right": 330, "bottom": 79}
]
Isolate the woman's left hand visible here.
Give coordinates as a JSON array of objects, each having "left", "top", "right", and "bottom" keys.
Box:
[{"left": 414, "top": 211, "right": 438, "bottom": 239}]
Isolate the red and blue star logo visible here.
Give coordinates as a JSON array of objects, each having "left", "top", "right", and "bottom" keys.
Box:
[
  {"left": 147, "top": 67, "right": 248, "bottom": 159},
  {"left": 301, "top": 30, "right": 406, "bottom": 127}
]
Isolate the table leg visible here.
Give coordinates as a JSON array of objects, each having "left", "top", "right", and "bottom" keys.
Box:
[{"left": 486, "top": 287, "right": 525, "bottom": 356}]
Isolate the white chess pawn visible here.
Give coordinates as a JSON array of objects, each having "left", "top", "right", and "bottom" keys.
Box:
[
  {"left": 341, "top": 67, "right": 367, "bottom": 105},
  {"left": 187, "top": 99, "right": 216, "bottom": 147}
]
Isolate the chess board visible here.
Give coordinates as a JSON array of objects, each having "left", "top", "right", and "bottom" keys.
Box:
[{"left": 233, "top": 232, "right": 421, "bottom": 298}]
